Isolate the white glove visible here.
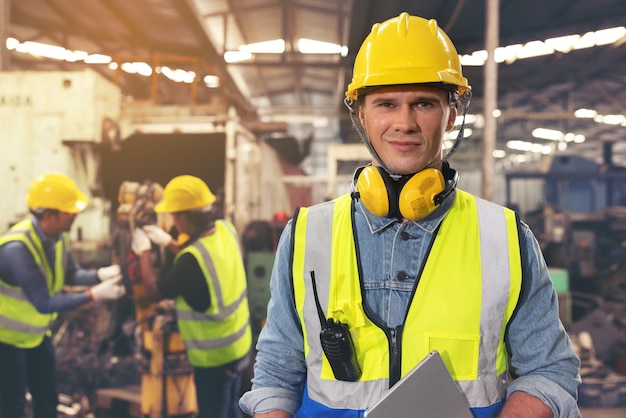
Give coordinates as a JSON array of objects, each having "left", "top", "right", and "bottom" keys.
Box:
[
  {"left": 131, "top": 227, "right": 152, "bottom": 255},
  {"left": 96, "top": 264, "right": 122, "bottom": 281},
  {"left": 88, "top": 276, "right": 126, "bottom": 302},
  {"left": 143, "top": 225, "right": 173, "bottom": 246}
]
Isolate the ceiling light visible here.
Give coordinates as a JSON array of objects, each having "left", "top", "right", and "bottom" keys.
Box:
[
  {"left": 507, "top": 140, "right": 530, "bottom": 151},
  {"left": 541, "top": 144, "right": 554, "bottom": 154},
  {"left": 597, "top": 114, "right": 626, "bottom": 125},
  {"left": 121, "top": 62, "right": 152, "bottom": 77},
  {"left": 516, "top": 40, "right": 554, "bottom": 59},
  {"left": 18, "top": 41, "right": 67, "bottom": 60},
  {"left": 84, "top": 54, "right": 112, "bottom": 64},
  {"left": 577, "top": 107, "right": 626, "bottom": 127},
  {"left": 297, "top": 38, "right": 348, "bottom": 55},
  {"left": 493, "top": 150, "right": 507, "bottom": 158},
  {"left": 574, "top": 108, "right": 597, "bottom": 118},
  {"left": 460, "top": 50, "right": 487, "bottom": 66},
  {"left": 495, "top": 44, "right": 523, "bottom": 63},
  {"left": 506, "top": 140, "right": 554, "bottom": 155},
  {"left": 203, "top": 75, "right": 220, "bottom": 88},
  {"left": 159, "top": 66, "right": 196, "bottom": 83},
  {"left": 532, "top": 128, "right": 564, "bottom": 141},
  {"left": 459, "top": 26, "right": 625, "bottom": 66},
  {"left": 5, "top": 37, "right": 19, "bottom": 50},
  {"left": 224, "top": 50, "right": 253, "bottom": 63},
  {"left": 240, "top": 39, "right": 285, "bottom": 54},
  {"left": 594, "top": 27, "right": 626, "bottom": 45},
  {"left": 532, "top": 127, "right": 585, "bottom": 143},
  {"left": 545, "top": 34, "right": 580, "bottom": 53},
  {"left": 574, "top": 32, "right": 596, "bottom": 49}
]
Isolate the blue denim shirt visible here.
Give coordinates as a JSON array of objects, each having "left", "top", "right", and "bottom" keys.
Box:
[
  {"left": 0, "top": 217, "right": 98, "bottom": 313},
  {"left": 240, "top": 190, "right": 581, "bottom": 417}
]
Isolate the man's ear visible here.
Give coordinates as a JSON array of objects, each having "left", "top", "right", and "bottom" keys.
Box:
[
  {"left": 358, "top": 105, "right": 366, "bottom": 128},
  {"left": 446, "top": 106, "right": 458, "bottom": 131}
]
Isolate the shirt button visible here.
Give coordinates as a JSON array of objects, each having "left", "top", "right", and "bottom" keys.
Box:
[
  {"left": 400, "top": 231, "right": 411, "bottom": 240},
  {"left": 396, "top": 271, "right": 411, "bottom": 281}
]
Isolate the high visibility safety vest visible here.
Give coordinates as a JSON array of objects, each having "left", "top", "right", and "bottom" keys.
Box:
[
  {"left": 174, "top": 220, "right": 252, "bottom": 368},
  {"left": 0, "top": 219, "right": 68, "bottom": 348},
  {"left": 292, "top": 190, "right": 522, "bottom": 418}
]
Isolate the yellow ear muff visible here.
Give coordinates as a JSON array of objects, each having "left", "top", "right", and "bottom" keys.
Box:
[
  {"left": 355, "top": 165, "right": 392, "bottom": 217},
  {"left": 398, "top": 168, "right": 445, "bottom": 221}
]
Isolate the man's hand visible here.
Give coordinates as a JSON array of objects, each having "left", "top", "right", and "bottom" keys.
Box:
[
  {"left": 253, "top": 412, "right": 293, "bottom": 418},
  {"left": 131, "top": 227, "right": 152, "bottom": 255},
  {"left": 88, "top": 276, "right": 126, "bottom": 302},
  {"left": 96, "top": 264, "right": 122, "bottom": 281},
  {"left": 143, "top": 225, "right": 173, "bottom": 246}
]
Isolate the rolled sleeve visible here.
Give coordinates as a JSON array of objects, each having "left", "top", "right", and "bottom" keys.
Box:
[
  {"left": 239, "top": 387, "right": 302, "bottom": 416},
  {"left": 508, "top": 375, "right": 581, "bottom": 417}
]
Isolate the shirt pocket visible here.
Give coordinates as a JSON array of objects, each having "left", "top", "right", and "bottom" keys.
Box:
[{"left": 426, "top": 333, "right": 480, "bottom": 380}]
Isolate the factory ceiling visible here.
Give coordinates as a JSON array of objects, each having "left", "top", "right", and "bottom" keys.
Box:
[{"left": 4, "top": 0, "right": 626, "bottom": 174}]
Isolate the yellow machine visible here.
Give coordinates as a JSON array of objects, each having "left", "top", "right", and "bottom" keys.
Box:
[{"left": 115, "top": 180, "right": 197, "bottom": 418}]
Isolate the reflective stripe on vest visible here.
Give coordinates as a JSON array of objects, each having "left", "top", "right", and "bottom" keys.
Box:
[
  {"left": 292, "top": 191, "right": 522, "bottom": 415},
  {"left": 174, "top": 220, "right": 252, "bottom": 367},
  {"left": 0, "top": 219, "right": 67, "bottom": 348}
]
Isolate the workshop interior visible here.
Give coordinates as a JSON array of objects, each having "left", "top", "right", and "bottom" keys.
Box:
[{"left": 2, "top": 0, "right": 626, "bottom": 416}]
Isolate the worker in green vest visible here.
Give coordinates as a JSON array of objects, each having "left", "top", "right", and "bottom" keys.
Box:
[
  {"left": 0, "top": 173, "right": 126, "bottom": 418},
  {"left": 131, "top": 174, "right": 252, "bottom": 418},
  {"left": 239, "top": 13, "right": 581, "bottom": 418}
]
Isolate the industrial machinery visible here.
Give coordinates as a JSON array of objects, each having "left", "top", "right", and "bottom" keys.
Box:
[
  {"left": 104, "top": 180, "right": 197, "bottom": 417},
  {"left": 505, "top": 153, "right": 626, "bottom": 295},
  {"left": 506, "top": 152, "right": 626, "bottom": 408}
]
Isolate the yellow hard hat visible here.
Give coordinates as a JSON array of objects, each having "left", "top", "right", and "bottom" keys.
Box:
[
  {"left": 155, "top": 175, "right": 216, "bottom": 213},
  {"left": 345, "top": 12, "right": 471, "bottom": 100},
  {"left": 26, "top": 173, "right": 88, "bottom": 213}
]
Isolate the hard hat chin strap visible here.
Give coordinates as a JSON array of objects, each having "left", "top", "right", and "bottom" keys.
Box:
[{"left": 345, "top": 98, "right": 400, "bottom": 179}]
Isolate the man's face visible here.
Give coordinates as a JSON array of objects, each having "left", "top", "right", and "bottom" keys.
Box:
[
  {"left": 51, "top": 211, "right": 78, "bottom": 233},
  {"left": 358, "top": 85, "right": 457, "bottom": 175}
]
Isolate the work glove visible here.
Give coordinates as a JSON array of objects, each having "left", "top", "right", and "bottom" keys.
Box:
[
  {"left": 96, "top": 264, "right": 122, "bottom": 282},
  {"left": 88, "top": 276, "right": 126, "bottom": 302},
  {"left": 131, "top": 227, "right": 152, "bottom": 255},
  {"left": 143, "top": 225, "right": 173, "bottom": 247}
]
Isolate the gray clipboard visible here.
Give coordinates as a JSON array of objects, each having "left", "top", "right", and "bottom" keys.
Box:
[{"left": 364, "top": 350, "right": 473, "bottom": 418}]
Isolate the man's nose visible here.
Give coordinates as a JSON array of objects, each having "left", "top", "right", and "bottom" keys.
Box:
[{"left": 394, "top": 106, "right": 418, "bottom": 132}]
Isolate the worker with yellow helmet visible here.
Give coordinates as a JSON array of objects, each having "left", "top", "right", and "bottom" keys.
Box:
[
  {"left": 0, "top": 173, "right": 126, "bottom": 418},
  {"left": 240, "top": 13, "right": 580, "bottom": 418},
  {"left": 131, "top": 175, "right": 252, "bottom": 418}
]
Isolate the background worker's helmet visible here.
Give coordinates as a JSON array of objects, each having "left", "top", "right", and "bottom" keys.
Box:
[
  {"left": 26, "top": 173, "right": 88, "bottom": 213},
  {"left": 155, "top": 175, "right": 216, "bottom": 213},
  {"left": 345, "top": 12, "right": 471, "bottom": 101}
]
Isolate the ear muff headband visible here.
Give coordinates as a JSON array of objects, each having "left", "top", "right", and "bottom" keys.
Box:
[{"left": 354, "top": 165, "right": 454, "bottom": 221}]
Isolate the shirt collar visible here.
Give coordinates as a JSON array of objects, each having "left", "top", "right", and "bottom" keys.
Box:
[{"left": 356, "top": 189, "right": 457, "bottom": 234}]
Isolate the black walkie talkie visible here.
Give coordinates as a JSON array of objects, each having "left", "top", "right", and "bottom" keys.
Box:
[{"left": 310, "top": 271, "right": 362, "bottom": 382}]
